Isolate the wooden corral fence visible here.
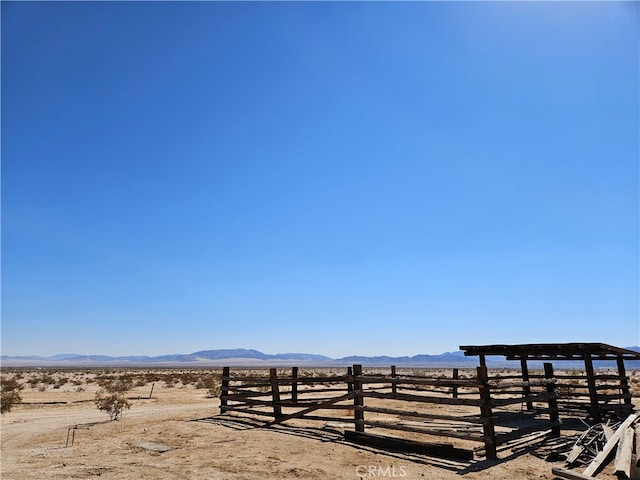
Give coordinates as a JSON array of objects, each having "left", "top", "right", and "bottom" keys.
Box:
[
  {"left": 220, "top": 364, "right": 561, "bottom": 460},
  {"left": 552, "top": 369, "right": 633, "bottom": 420}
]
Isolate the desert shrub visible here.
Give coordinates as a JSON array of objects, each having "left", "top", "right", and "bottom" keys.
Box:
[
  {"left": 95, "top": 391, "right": 130, "bottom": 420},
  {"left": 109, "top": 378, "right": 133, "bottom": 393},
  {"left": 1, "top": 377, "right": 23, "bottom": 413},
  {"left": 196, "top": 374, "right": 220, "bottom": 390},
  {"left": 144, "top": 372, "right": 161, "bottom": 383},
  {"left": 94, "top": 389, "right": 130, "bottom": 420},
  {"left": 95, "top": 376, "right": 114, "bottom": 388},
  {"left": 94, "top": 378, "right": 132, "bottom": 420},
  {"left": 38, "top": 374, "right": 56, "bottom": 385},
  {"left": 207, "top": 384, "right": 222, "bottom": 398},
  {"left": 53, "top": 377, "right": 68, "bottom": 389},
  {"left": 27, "top": 373, "right": 55, "bottom": 388}
]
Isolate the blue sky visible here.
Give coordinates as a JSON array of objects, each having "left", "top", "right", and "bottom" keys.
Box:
[{"left": 2, "top": 2, "right": 638, "bottom": 358}]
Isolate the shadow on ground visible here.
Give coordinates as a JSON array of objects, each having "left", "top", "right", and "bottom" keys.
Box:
[{"left": 192, "top": 414, "right": 569, "bottom": 474}]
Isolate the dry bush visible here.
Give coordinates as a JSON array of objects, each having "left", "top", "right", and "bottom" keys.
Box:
[
  {"left": 27, "top": 373, "right": 55, "bottom": 389},
  {"left": 1, "top": 377, "right": 23, "bottom": 414},
  {"left": 196, "top": 374, "right": 221, "bottom": 390},
  {"left": 94, "top": 379, "right": 132, "bottom": 420},
  {"left": 53, "top": 377, "right": 68, "bottom": 389},
  {"left": 207, "top": 383, "right": 222, "bottom": 398},
  {"left": 94, "top": 391, "right": 130, "bottom": 420}
]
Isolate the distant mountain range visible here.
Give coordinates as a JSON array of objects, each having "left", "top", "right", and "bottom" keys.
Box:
[
  {"left": 2, "top": 347, "right": 639, "bottom": 368},
  {"left": 0, "top": 348, "right": 477, "bottom": 367}
]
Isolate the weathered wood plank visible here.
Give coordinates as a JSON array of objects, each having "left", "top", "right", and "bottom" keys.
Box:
[
  {"left": 477, "top": 366, "right": 497, "bottom": 460},
  {"left": 551, "top": 467, "right": 597, "bottom": 480},
  {"left": 583, "top": 414, "right": 639, "bottom": 476},
  {"left": 363, "top": 390, "right": 482, "bottom": 406},
  {"left": 613, "top": 426, "right": 634, "bottom": 479},
  {"left": 490, "top": 391, "right": 557, "bottom": 407},
  {"left": 357, "top": 405, "right": 485, "bottom": 424},
  {"left": 225, "top": 387, "right": 273, "bottom": 396},
  {"left": 360, "top": 419, "right": 487, "bottom": 442},
  {"left": 357, "top": 375, "right": 480, "bottom": 387},
  {"left": 565, "top": 444, "right": 585, "bottom": 466},
  {"left": 544, "top": 363, "right": 560, "bottom": 438},
  {"left": 269, "top": 368, "right": 282, "bottom": 419},
  {"left": 353, "top": 365, "right": 364, "bottom": 433},
  {"left": 604, "top": 424, "right": 615, "bottom": 441},
  {"left": 286, "top": 414, "right": 353, "bottom": 423},
  {"left": 582, "top": 354, "right": 601, "bottom": 422},
  {"left": 220, "top": 366, "right": 230, "bottom": 414},
  {"left": 263, "top": 392, "right": 354, "bottom": 427},
  {"left": 291, "top": 367, "right": 298, "bottom": 403},
  {"left": 222, "top": 406, "right": 275, "bottom": 417},
  {"left": 495, "top": 422, "right": 561, "bottom": 444}
]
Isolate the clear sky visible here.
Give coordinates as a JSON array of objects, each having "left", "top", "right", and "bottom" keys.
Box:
[{"left": 2, "top": 1, "right": 638, "bottom": 358}]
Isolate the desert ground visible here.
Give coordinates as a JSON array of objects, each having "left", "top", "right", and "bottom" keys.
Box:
[{"left": 2, "top": 367, "right": 639, "bottom": 480}]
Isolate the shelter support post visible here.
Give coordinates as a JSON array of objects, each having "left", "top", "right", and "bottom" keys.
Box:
[
  {"left": 583, "top": 354, "right": 601, "bottom": 422},
  {"left": 544, "top": 362, "right": 560, "bottom": 437},
  {"left": 520, "top": 356, "right": 533, "bottom": 411},
  {"left": 477, "top": 366, "right": 497, "bottom": 460},
  {"left": 616, "top": 355, "right": 632, "bottom": 408},
  {"left": 270, "top": 368, "right": 282, "bottom": 419}
]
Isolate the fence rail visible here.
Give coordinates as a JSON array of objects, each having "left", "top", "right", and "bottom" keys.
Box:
[{"left": 220, "top": 364, "right": 566, "bottom": 460}]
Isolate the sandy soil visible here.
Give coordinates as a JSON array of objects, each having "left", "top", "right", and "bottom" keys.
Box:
[{"left": 2, "top": 369, "right": 636, "bottom": 480}]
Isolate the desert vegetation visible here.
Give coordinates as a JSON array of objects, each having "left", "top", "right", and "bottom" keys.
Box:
[{"left": 0, "top": 376, "right": 23, "bottom": 413}]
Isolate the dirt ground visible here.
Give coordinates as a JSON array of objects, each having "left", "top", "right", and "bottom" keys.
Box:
[{"left": 2, "top": 368, "right": 637, "bottom": 480}]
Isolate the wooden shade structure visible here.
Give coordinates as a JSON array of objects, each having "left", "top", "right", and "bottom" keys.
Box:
[{"left": 460, "top": 343, "right": 640, "bottom": 422}]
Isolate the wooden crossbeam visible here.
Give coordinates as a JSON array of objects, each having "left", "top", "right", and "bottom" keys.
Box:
[{"left": 262, "top": 392, "right": 354, "bottom": 427}]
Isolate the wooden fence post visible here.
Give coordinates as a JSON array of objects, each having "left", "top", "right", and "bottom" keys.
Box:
[
  {"left": 347, "top": 366, "right": 353, "bottom": 393},
  {"left": 270, "top": 368, "right": 282, "bottom": 419},
  {"left": 520, "top": 356, "right": 533, "bottom": 411},
  {"left": 291, "top": 367, "right": 298, "bottom": 403},
  {"left": 452, "top": 369, "right": 459, "bottom": 399},
  {"left": 391, "top": 365, "right": 397, "bottom": 395},
  {"left": 353, "top": 364, "right": 364, "bottom": 432},
  {"left": 616, "top": 356, "right": 632, "bottom": 409},
  {"left": 583, "top": 354, "right": 601, "bottom": 422},
  {"left": 544, "top": 362, "right": 560, "bottom": 438},
  {"left": 477, "top": 366, "right": 497, "bottom": 460},
  {"left": 220, "top": 367, "right": 230, "bottom": 414}
]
